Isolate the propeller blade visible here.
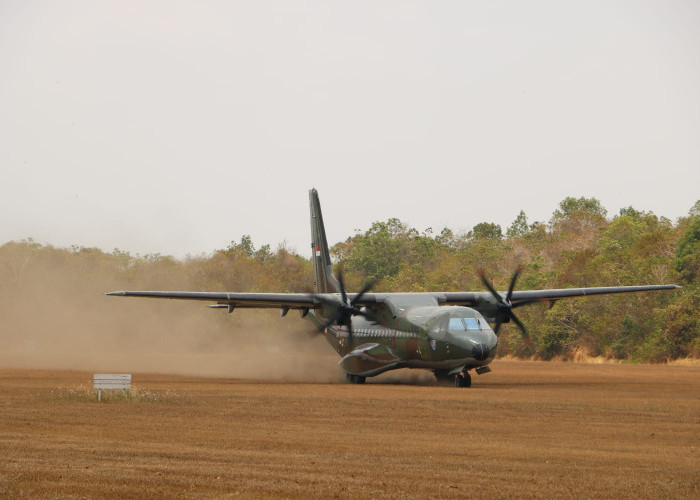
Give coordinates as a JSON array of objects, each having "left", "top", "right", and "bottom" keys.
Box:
[
  {"left": 506, "top": 266, "right": 522, "bottom": 302},
  {"left": 511, "top": 298, "right": 543, "bottom": 309},
  {"left": 479, "top": 267, "right": 530, "bottom": 338},
  {"left": 478, "top": 269, "right": 504, "bottom": 305},
  {"left": 337, "top": 268, "right": 348, "bottom": 305},
  {"left": 346, "top": 306, "right": 379, "bottom": 325},
  {"left": 311, "top": 269, "right": 377, "bottom": 348},
  {"left": 509, "top": 311, "right": 528, "bottom": 338},
  {"left": 322, "top": 310, "right": 343, "bottom": 331},
  {"left": 352, "top": 279, "right": 377, "bottom": 306},
  {"left": 346, "top": 305, "right": 366, "bottom": 317}
]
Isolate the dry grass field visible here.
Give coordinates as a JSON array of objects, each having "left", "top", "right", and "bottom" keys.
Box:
[{"left": 1, "top": 360, "right": 698, "bottom": 498}]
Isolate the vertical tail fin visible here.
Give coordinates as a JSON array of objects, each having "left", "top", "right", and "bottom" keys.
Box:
[{"left": 309, "top": 188, "right": 339, "bottom": 294}]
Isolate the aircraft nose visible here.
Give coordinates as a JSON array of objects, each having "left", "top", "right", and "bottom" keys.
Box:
[{"left": 472, "top": 343, "right": 490, "bottom": 361}]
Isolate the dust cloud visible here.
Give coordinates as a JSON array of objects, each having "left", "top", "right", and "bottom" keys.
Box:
[{"left": 0, "top": 253, "right": 343, "bottom": 383}]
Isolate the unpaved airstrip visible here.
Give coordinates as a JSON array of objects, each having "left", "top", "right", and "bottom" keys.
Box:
[{"left": 1, "top": 360, "right": 698, "bottom": 498}]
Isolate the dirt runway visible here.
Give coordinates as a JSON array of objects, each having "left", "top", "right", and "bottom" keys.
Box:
[{"left": 1, "top": 360, "right": 698, "bottom": 498}]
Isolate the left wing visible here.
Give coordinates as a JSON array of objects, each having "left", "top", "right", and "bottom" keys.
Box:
[{"left": 439, "top": 284, "right": 681, "bottom": 307}]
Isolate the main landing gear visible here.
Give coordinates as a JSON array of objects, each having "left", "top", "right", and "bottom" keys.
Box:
[
  {"left": 347, "top": 374, "right": 366, "bottom": 384},
  {"left": 455, "top": 371, "right": 472, "bottom": 388},
  {"left": 434, "top": 370, "right": 473, "bottom": 388}
]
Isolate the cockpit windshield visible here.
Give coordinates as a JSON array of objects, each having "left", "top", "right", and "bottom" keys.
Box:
[
  {"left": 464, "top": 318, "right": 480, "bottom": 330},
  {"left": 448, "top": 317, "right": 482, "bottom": 332}
]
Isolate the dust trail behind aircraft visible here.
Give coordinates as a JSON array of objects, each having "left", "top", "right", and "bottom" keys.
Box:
[{"left": 0, "top": 248, "right": 341, "bottom": 382}]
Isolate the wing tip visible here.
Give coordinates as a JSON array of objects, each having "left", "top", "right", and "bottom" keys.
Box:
[{"left": 105, "top": 291, "right": 126, "bottom": 296}]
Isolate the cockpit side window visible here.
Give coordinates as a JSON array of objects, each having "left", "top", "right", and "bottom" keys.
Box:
[{"left": 448, "top": 317, "right": 466, "bottom": 333}]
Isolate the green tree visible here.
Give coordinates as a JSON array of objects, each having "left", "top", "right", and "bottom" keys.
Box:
[
  {"left": 469, "top": 222, "right": 503, "bottom": 241},
  {"left": 655, "top": 289, "right": 700, "bottom": 359},
  {"left": 435, "top": 228, "right": 456, "bottom": 247},
  {"left": 619, "top": 206, "right": 642, "bottom": 218},
  {"left": 551, "top": 196, "right": 607, "bottom": 223},
  {"left": 675, "top": 214, "right": 700, "bottom": 284},
  {"left": 228, "top": 235, "right": 255, "bottom": 257},
  {"left": 344, "top": 219, "right": 407, "bottom": 280},
  {"left": 507, "top": 210, "right": 529, "bottom": 238},
  {"left": 689, "top": 200, "right": 700, "bottom": 218}
]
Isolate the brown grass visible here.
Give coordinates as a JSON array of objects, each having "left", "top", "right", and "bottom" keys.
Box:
[{"left": 1, "top": 361, "right": 698, "bottom": 498}]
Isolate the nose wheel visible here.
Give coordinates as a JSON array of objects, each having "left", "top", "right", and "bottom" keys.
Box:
[
  {"left": 455, "top": 371, "right": 472, "bottom": 388},
  {"left": 346, "top": 374, "right": 366, "bottom": 384}
]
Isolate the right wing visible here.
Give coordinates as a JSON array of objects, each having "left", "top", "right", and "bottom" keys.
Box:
[{"left": 105, "top": 291, "right": 316, "bottom": 310}]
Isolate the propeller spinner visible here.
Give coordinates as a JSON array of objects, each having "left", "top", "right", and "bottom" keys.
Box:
[{"left": 478, "top": 267, "right": 539, "bottom": 337}]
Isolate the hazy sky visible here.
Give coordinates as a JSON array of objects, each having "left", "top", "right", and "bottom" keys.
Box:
[{"left": 1, "top": 1, "right": 698, "bottom": 258}]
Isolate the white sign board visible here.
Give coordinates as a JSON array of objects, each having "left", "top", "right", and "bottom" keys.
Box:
[{"left": 93, "top": 374, "right": 131, "bottom": 400}]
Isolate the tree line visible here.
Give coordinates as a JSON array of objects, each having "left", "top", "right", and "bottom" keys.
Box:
[{"left": 1, "top": 196, "right": 698, "bottom": 362}]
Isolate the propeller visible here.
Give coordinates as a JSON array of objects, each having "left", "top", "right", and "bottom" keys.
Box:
[
  {"left": 311, "top": 269, "right": 377, "bottom": 345},
  {"left": 478, "top": 267, "right": 538, "bottom": 338}
]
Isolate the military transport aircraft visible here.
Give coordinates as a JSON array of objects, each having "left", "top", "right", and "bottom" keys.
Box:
[{"left": 107, "top": 189, "right": 680, "bottom": 388}]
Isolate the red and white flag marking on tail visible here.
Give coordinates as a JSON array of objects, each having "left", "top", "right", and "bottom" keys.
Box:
[{"left": 315, "top": 245, "right": 321, "bottom": 257}]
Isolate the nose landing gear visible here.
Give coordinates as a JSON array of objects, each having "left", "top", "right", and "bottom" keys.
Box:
[
  {"left": 346, "top": 374, "right": 366, "bottom": 384},
  {"left": 434, "top": 369, "right": 474, "bottom": 388},
  {"left": 455, "top": 371, "right": 472, "bottom": 388}
]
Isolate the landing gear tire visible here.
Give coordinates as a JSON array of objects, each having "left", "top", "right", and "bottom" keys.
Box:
[
  {"left": 347, "top": 374, "right": 366, "bottom": 384},
  {"left": 455, "top": 371, "right": 472, "bottom": 388}
]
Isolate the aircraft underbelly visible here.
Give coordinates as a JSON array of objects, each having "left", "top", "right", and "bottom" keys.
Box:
[
  {"left": 339, "top": 343, "right": 403, "bottom": 377},
  {"left": 403, "top": 357, "right": 493, "bottom": 371},
  {"left": 340, "top": 342, "right": 495, "bottom": 377}
]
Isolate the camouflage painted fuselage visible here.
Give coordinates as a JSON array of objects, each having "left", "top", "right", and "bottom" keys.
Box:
[{"left": 310, "top": 295, "right": 498, "bottom": 378}]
